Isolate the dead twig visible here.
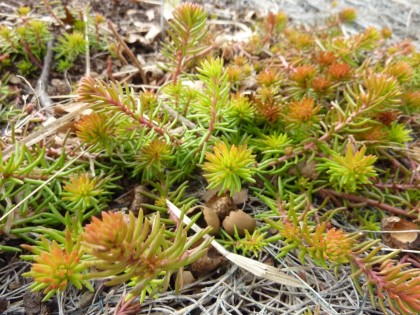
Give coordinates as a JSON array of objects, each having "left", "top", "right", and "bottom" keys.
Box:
[
  {"left": 1, "top": 102, "right": 91, "bottom": 161},
  {"left": 35, "top": 39, "right": 54, "bottom": 110},
  {"left": 320, "top": 189, "right": 417, "bottom": 219},
  {"left": 83, "top": 9, "right": 90, "bottom": 77},
  {"left": 108, "top": 21, "right": 148, "bottom": 84}
]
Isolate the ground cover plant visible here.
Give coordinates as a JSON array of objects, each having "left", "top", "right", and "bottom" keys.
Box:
[{"left": 0, "top": 1, "right": 419, "bottom": 314}]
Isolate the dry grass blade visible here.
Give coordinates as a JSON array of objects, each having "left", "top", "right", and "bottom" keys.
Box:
[
  {"left": 166, "top": 200, "right": 306, "bottom": 288},
  {"left": 1, "top": 102, "right": 91, "bottom": 161}
]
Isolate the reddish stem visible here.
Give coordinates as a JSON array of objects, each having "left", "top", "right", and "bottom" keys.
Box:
[
  {"left": 21, "top": 42, "right": 43, "bottom": 69},
  {"left": 320, "top": 189, "right": 417, "bottom": 219},
  {"left": 103, "top": 94, "right": 167, "bottom": 138},
  {"left": 375, "top": 182, "right": 420, "bottom": 190}
]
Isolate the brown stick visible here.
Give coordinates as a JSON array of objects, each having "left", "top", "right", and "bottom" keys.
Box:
[
  {"left": 36, "top": 39, "right": 54, "bottom": 110},
  {"left": 1, "top": 103, "right": 91, "bottom": 161},
  {"left": 320, "top": 189, "right": 417, "bottom": 219},
  {"left": 374, "top": 182, "right": 420, "bottom": 190},
  {"left": 108, "top": 21, "right": 148, "bottom": 84}
]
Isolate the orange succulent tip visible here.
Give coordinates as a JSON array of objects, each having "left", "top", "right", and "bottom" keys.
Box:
[
  {"left": 375, "top": 111, "right": 399, "bottom": 126},
  {"left": 265, "top": 11, "right": 288, "bottom": 32},
  {"left": 384, "top": 61, "right": 413, "bottom": 83},
  {"left": 227, "top": 65, "right": 243, "bottom": 83},
  {"left": 94, "top": 14, "right": 105, "bottom": 24},
  {"left": 280, "top": 222, "right": 300, "bottom": 240},
  {"left": 256, "top": 68, "right": 280, "bottom": 86},
  {"left": 259, "top": 104, "right": 282, "bottom": 123},
  {"left": 314, "top": 51, "right": 337, "bottom": 66},
  {"left": 338, "top": 7, "right": 357, "bottom": 23},
  {"left": 404, "top": 91, "right": 420, "bottom": 108},
  {"left": 75, "top": 112, "right": 114, "bottom": 145},
  {"left": 355, "top": 125, "right": 387, "bottom": 142},
  {"left": 83, "top": 211, "right": 126, "bottom": 247},
  {"left": 324, "top": 228, "right": 352, "bottom": 262},
  {"left": 327, "top": 62, "right": 351, "bottom": 81},
  {"left": 250, "top": 91, "right": 282, "bottom": 123},
  {"left": 381, "top": 27, "right": 392, "bottom": 39},
  {"left": 287, "top": 96, "right": 321, "bottom": 122},
  {"left": 24, "top": 239, "right": 84, "bottom": 295},
  {"left": 174, "top": 2, "right": 205, "bottom": 19},
  {"left": 311, "top": 76, "right": 331, "bottom": 94},
  {"left": 232, "top": 55, "right": 248, "bottom": 67},
  {"left": 290, "top": 64, "right": 317, "bottom": 86}
]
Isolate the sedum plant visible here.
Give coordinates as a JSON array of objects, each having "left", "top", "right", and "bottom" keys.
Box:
[
  {"left": 202, "top": 142, "right": 256, "bottom": 195},
  {"left": 0, "top": 73, "right": 20, "bottom": 123},
  {"left": 21, "top": 208, "right": 212, "bottom": 302},
  {"left": 2, "top": 2, "right": 418, "bottom": 314},
  {"left": 0, "top": 4, "right": 111, "bottom": 75},
  {"left": 82, "top": 209, "right": 211, "bottom": 300},
  {"left": 262, "top": 187, "right": 420, "bottom": 315},
  {"left": 160, "top": 2, "right": 208, "bottom": 84},
  {"left": 317, "top": 144, "right": 377, "bottom": 192},
  {"left": 21, "top": 229, "right": 92, "bottom": 301}
]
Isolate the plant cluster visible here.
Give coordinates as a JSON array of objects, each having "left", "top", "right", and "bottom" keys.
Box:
[
  {"left": 0, "top": 73, "right": 20, "bottom": 124},
  {"left": 1, "top": 2, "right": 419, "bottom": 314},
  {"left": 0, "top": 3, "right": 110, "bottom": 75},
  {"left": 21, "top": 209, "right": 210, "bottom": 302}
]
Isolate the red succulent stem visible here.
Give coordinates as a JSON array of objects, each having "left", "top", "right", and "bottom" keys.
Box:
[
  {"left": 205, "top": 93, "right": 218, "bottom": 142},
  {"left": 351, "top": 255, "right": 387, "bottom": 296},
  {"left": 374, "top": 182, "right": 420, "bottom": 190},
  {"left": 319, "top": 103, "right": 367, "bottom": 142},
  {"left": 320, "top": 189, "right": 417, "bottom": 219},
  {"left": 102, "top": 92, "right": 179, "bottom": 145},
  {"left": 264, "top": 142, "right": 316, "bottom": 168},
  {"left": 172, "top": 49, "right": 184, "bottom": 87},
  {"left": 21, "top": 42, "right": 43, "bottom": 69}
]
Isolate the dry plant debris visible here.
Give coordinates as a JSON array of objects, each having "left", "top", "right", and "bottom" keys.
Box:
[{"left": 0, "top": 0, "right": 419, "bottom": 314}]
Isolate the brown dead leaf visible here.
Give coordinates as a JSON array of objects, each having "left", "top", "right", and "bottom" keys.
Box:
[
  {"left": 232, "top": 188, "right": 249, "bottom": 205},
  {"left": 60, "top": 6, "right": 76, "bottom": 26},
  {"left": 206, "top": 193, "right": 235, "bottom": 220},
  {"left": 202, "top": 188, "right": 218, "bottom": 202},
  {"left": 129, "top": 185, "right": 153, "bottom": 215},
  {"left": 190, "top": 247, "right": 226, "bottom": 274},
  {"left": 381, "top": 216, "right": 420, "bottom": 249},
  {"left": 53, "top": 102, "right": 89, "bottom": 115},
  {"left": 187, "top": 206, "right": 220, "bottom": 235}
]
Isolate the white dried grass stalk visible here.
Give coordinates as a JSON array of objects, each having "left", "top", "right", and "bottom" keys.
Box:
[{"left": 166, "top": 200, "right": 306, "bottom": 288}]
